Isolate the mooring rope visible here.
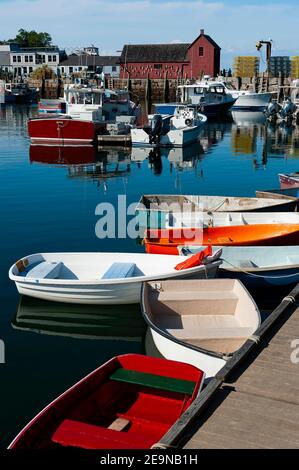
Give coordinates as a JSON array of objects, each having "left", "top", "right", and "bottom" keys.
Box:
[{"left": 221, "top": 258, "right": 299, "bottom": 280}]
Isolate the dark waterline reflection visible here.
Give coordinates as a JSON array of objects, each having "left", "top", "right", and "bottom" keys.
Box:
[{"left": 0, "top": 104, "right": 299, "bottom": 447}]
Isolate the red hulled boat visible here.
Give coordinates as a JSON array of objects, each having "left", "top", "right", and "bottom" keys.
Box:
[{"left": 8, "top": 354, "right": 204, "bottom": 449}]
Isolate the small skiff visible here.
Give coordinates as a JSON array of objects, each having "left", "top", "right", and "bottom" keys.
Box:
[
  {"left": 144, "top": 217, "right": 299, "bottom": 254},
  {"left": 141, "top": 279, "right": 261, "bottom": 379},
  {"left": 8, "top": 354, "right": 205, "bottom": 449},
  {"left": 279, "top": 173, "right": 299, "bottom": 190},
  {"left": 179, "top": 245, "right": 299, "bottom": 288},
  {"left": 165, "top": 211, "right": 299, "bottom": 229},
  {"left": 8, "top": 252, "right": 221, "bottom": 304},
  {"left": 136, "top": 194, "right": 297, "bottom": 229}
]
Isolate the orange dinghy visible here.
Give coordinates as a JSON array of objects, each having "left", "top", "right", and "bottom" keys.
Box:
[{"left": 144, "top": 224, "right": 299, "bottom": 255}]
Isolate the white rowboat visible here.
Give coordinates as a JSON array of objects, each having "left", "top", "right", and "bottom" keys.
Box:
[
  {"left": 9, "top": 252, "right": 221, "bottom": 305},
  {"left": 141, "top": 279, "right": 261, "bottom": 379}
]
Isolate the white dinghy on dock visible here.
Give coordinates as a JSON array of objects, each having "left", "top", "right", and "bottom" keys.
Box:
[
  {"left": 142, "top": 279, "right": 261, "bottom": 379},
  {"left": 9, "top": 252, "right": 221, "bottom": 305}
]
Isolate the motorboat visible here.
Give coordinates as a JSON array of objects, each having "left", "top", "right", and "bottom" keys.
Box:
[
  {"left": 131, "top": 106, "right": 207, "bottom": 147},
  {"left": 28, "top": 86, "right": 139, "bottom": 145},
  {"left": 154, "top": 81, "right": 236, "bottom": 117}
]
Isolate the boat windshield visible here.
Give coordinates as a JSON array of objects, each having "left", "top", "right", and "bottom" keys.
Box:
[
  {"left": 209, "top": 86, "right": 225, "bottom": 94},
  {"left": 193, "top": 87, "right": 206, "bottom": 95}
]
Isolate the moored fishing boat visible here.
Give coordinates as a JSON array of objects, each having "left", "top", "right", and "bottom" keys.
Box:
[
  {"left": 136, "top": 194, "right": 298, "bottom": 229},
  {"left": 141, "top": 279, "right": 261, "bottom": 379},
  {"left": 8, "top": 251, "right": 221, "bottom": 304},
  {"left": 28, "top": 87, "right": 139, "bottom": 145},
  {"left": 8, "top": 354, "right": 205, "bottom": 449},
  {"left": 144, "top": 220, "right": 299, "bottom": 254},
  {"left": 154, "top": 80, "right": 236, "bottom": 117},
  {"left": 279, "top": 173, "right": 299, "bottom": 190},
  {"left": 179, "top": 245, "right": 299, "bottom": 288}
]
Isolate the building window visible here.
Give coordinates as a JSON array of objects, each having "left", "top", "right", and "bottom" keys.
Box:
[
  {"left": 23, "top": 67, "right": 27, "bottom": 74},
  {"left": 29, "top": 55, "right": 33, "bottom": 62},
  {"left": 17, "top": 56, "right": 21, "bottom": 63},
  {"left": 29, "top": 67, "right": 33, "bottom": 73},
  {"left": 61, "top": 67, "right": 64, "bottom": 73},
  {"left": 42, "top": 55, "right": 46, "bottom": 63},
  {"left": 199, "top": 47, "right": 204, "bottom": 57},
  {"left": 48, "top": 55, "right": 52, "bottom": 62},
  {"left": 69, "top": 67, "right": 73, "bottom": 73},
  {"left": 25, "top": 55, "right": 28, "bottom": 63},
  {"left": 78, "top": 67, "right": 82, "bottom": 71},
  {"left": 13, "top": 56, "right": 17, "bottom": 63},
  {"left": 112, "top": 66, "right": 117, "bottom": 72},
  {"left": 52, "top": 55, "right": 57, "bottom": 62},
  {"left": 154, "top": 64, "right": 162, "bottom": 69}
]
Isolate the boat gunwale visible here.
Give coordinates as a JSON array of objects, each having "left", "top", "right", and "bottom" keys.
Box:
[{"left": 8, "top": 253, "right": 221, "bottom": 286}]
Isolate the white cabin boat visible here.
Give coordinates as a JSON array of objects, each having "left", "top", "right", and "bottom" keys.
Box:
[
  {"left": 142, "top": 279, "right": 261, "bottom": 379},
  {"left": 131, "top": 106, "right": 207, "bottom": 147},
  {"left": 9, "top": 252, "right": 221, "bottom": 305},
  {"left": 155, "top": 82, "right": 236, "bottom": 117},
  {"left": 217, "top": 79, "right": 273, "bottom": 111}
]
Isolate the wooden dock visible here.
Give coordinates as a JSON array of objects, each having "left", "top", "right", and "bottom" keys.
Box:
[
  {"left": 97, "top": 134, "right": 131, "bottom": 145},
  {"left": 154, "top": 284, "right": 299, "bottom": 449}
]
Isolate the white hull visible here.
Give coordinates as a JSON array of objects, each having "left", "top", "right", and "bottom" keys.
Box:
[
  {"left": 147, "top": 329, "right": 226, "bottom": 380},
  {"left": 9, "top": 252, "right": 220, "bottom": 305},
  {"left": 142, "top": 279, "right": 261, "bottom": 380},
  {"left": 233, "top": 92, "right": 272, "bottom": 110}
]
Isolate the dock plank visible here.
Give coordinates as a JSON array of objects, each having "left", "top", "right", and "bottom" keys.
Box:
[{"left": 184, "top": 306, "right": 299, "bottom": 449}]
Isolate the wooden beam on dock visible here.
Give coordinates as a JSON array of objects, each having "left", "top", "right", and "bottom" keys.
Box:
[{"left": 97, "top": 134, "right": 132, "bottom": 146}]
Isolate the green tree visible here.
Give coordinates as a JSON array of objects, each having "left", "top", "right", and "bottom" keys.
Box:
[{"left": 11, "top": 29, "right": 52, "bottom": 47}]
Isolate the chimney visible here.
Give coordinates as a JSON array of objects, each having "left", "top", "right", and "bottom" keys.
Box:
[{"left": 200, "top": 29, "right": 205, "bottom": 35}]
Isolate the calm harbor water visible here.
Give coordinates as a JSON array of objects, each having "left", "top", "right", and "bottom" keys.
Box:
[{"left": 0, "top": 104, "right": 299, "bottom": 447}]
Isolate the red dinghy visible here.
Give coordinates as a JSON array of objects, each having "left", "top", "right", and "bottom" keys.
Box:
[{"left": 8, "top": 354, "right": 204, "bottom": 449}]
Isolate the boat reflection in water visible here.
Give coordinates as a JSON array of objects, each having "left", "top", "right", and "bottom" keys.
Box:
[
  {"left": 29, "top": 144, "right": 97, "bottom": 165},
  {"left": 12, "top": 295, "right": 146, "bottom": 342},
  {"left": 29, "top": 145, "right": 132, "bottom": 189},
  {"left": 231, "top": 111, "right": 299, "bottom": 168}
]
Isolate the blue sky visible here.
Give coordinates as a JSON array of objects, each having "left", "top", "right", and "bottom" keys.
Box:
[{"left": 0, "top": 0, "right": 298, "bottom": 68}]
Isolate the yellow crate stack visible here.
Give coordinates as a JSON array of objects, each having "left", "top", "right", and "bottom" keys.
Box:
[
  {"left": 233, "top": 56, "right": 260, "bottom": 77},
  {"left": 291, "top": 57, "right": 299, "bottom": 78}
]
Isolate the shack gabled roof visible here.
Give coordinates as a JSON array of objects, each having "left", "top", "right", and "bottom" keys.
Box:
[{"left": 120, "top": 43, "right": 190, "bottom": 63}]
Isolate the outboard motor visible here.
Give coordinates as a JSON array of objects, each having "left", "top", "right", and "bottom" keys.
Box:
[
  {"left": 265, "top": 101, "right": 280, "bottom": 123},
  {"left": 147, "top": 114, "right": 163, "bottom": 144},
  {"left": 280, "top": 97, "right": 296, "bottom": 119}
]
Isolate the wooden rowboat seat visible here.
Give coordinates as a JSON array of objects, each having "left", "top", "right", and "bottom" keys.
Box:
[
  {"left": 110, "top": 368, "right": 196, "bottom": 395},
  {"left": 51, "top": 419, "right": 154, "bottom": 449}
]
